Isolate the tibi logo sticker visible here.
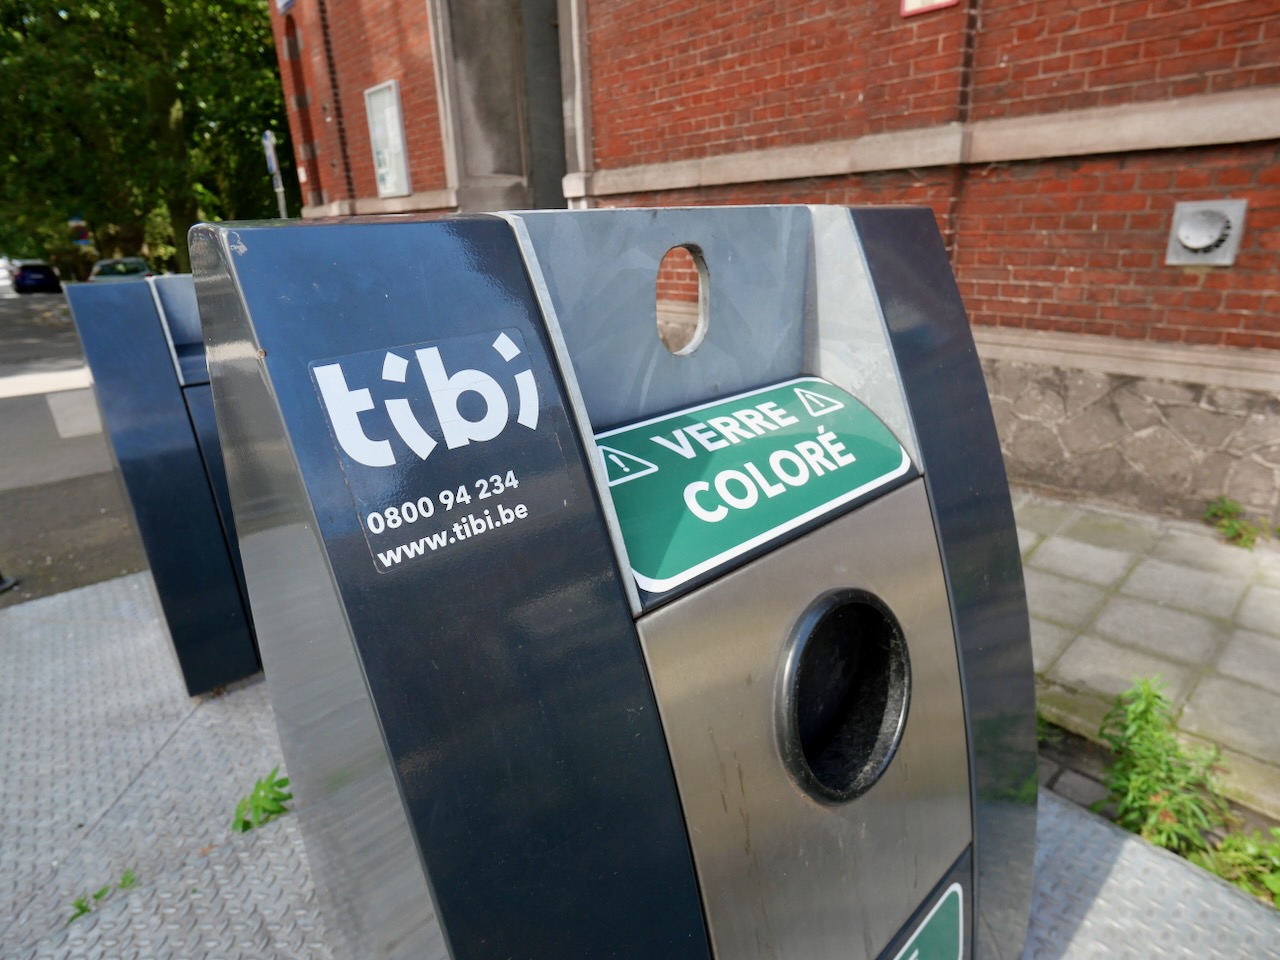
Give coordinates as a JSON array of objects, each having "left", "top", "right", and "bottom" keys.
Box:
[
  {"left": 310, "top": 328, "right": 571, "bottom": 574},
  {"left": 313, "top": 330, "right": 540, "bottom": 467}
]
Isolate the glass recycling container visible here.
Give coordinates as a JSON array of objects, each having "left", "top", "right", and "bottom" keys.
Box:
[{"left": 190, "top": 207, "right": 1036, "bottom": 960}]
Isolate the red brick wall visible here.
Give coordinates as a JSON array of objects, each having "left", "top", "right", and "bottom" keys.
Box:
[
  {"left": 587, "top": 0, "right": 970, "bottom": 168},
  {"left": 273, "top": 0, "right": 448, "bottom": 204},
  {"left": 586, "top": 0, "right": 1280, "bottom": 170},
  {"left": 971, "top": 0, "right": 1280, "bottom": 120},
  {"left": 954, "top": 143, "right": 1280, "bottom": 349},
  {"left": 598, "top": 168, "right": 956, "bottom": 220},
  {"left": 864, "top": 7, "right": 971, "bottom": 134},
  {"left": 600, "top": 143, "right": 1279, "bottom": 350},
  {"left": 656, "top": 246, "right": 701, "bottom": 304}
]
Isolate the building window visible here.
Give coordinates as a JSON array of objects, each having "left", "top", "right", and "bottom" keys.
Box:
[{"left": 364, "top": 80, "right": 410, "bottom": 198}]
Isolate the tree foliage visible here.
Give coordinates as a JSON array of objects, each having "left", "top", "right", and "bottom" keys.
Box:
[{"left": 0, "top": 0, "right": 299, "bottom": 274}]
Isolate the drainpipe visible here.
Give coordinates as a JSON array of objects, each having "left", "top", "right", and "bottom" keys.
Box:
[
  {"left": 944, "top": 0, "right": 980, "bottom": 258},
  {"left": 316, "top": 0, "right": 357, "bottom": 204}
]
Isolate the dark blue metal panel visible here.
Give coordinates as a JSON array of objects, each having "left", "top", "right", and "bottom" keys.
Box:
[
  {"left": 152, "top": 274, "right": 208, "bottom": 386},
  {"left": 197, "top": 217, "right": 712, "bottom": 960},
  {"left": 67, "top": 282, "right": 259, "bottom": 696},
  {"left": 848, "top": 207, "right": 1036, "bottom": 960},
  {"left": 185, "top": 384, "right": 253, "bottom": 623}
]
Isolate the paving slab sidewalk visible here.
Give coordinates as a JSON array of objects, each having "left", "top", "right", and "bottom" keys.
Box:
[{"left": 1015, "top": 485, "right": 1280, "bottom": 820}]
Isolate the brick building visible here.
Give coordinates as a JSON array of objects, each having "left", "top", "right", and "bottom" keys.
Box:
[{"left": 271, "top": 0, "right": 1280, "bottom": 523}]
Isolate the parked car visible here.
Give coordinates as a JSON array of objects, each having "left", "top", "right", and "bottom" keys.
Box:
[
  {"left": 12, "top": 261, "right": 62, "bottom": 294},
  {"left": 88, "top": 257, "right": 153, "bottom": 282}
]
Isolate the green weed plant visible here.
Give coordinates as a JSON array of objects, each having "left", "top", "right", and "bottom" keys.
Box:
[
  {"left": 67, "top": 896, "right": 91, "bottom": 925},
  {"left": 1191, "top": 828, "right": 1280, "bottom": 906},
  {"left": 231, "top": 766, "right": 293, "bottom": 834},
  {"left": 66, "top": 870, "right": 138, "bottom": 925},
  {"left": 1097, "top": 677, "right": 1227, "bottom": 855},
  {"left": 1203, "top": 496, "right": 1275, "bottom": 550},
  {"left": 1036, "top": 710, "right": 1063, "bottom": 747},
  {"left": 1099, "top": 678, "right": 1280, "bottom": 910}
]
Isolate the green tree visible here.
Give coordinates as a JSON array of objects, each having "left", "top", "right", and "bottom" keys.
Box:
[{"left": 0, "top": 0, "right": 298, "bottom": 274}]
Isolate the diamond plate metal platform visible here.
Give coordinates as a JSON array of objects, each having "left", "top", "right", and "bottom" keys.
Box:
[
  {"left": 0, "top": 574, "right": 330, "bottom": 960},
  {"left": 2, "top": 573, "right": 1278, "bottom": 959},
  {"left": 1030, "top": 793, "right": 1280, "bottom": 959}
]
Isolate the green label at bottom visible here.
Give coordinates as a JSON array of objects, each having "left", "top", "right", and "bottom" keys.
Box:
[
  {"left": 595, "top": 377, "right": 911, "bottom": 594},
  {"left": 892, "top": 883, "right": 963, "bottom": 960}
]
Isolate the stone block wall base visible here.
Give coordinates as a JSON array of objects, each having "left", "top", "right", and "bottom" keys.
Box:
[
  {"left": 656, "top": 300, "right": 700, "bottom": 354},
  {"left": 982, "top": 356, "right": 1280, "bottom": 528}
]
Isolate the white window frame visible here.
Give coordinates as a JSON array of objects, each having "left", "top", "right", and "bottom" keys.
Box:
[{"left": 364, "top": 80, "right": 411, "bottom": 198}]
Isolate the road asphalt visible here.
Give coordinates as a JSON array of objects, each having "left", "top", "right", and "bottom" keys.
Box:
[{"left": 0, "top": 286, "right": 145, "bottom": 609}]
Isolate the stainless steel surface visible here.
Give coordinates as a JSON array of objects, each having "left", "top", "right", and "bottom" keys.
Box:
[
  {"left": 511, "top": 207, "right": 919, "bottom": 464},
  {"left": 512, "top": 206, "right": 806, "bottom": 428},
  {"left": 191, "top": 231, "right": 443, "bottom": 960},
  {"left": 499, "top": 212, "right": 642, "bottom": 616},
  {"left": 147, "top": 276, "right": 187, "bottom": 386},
  {"left": 637, "top": 479, "right": 972, "bottom": 960},
  {"left": 509, "top": 205, "right": 923, "bottom": 616},
  {"left": 808, "top": 206, "right": 921, "bottom": 464}
]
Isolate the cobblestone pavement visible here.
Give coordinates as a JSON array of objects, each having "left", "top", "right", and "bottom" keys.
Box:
[
  {"left": 4, "top": 569, "right": 1280, "bottom": 958},
  {"left": 1016, "top": 486, "right": 1280, "bottom": 820}
]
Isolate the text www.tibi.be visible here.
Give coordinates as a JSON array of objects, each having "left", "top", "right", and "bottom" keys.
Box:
[{"left": 376, "top": 501, "right": 530, "bottom": 568}]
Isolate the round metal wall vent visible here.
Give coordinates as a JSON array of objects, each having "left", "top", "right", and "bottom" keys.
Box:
[
  {"left": 1166, "top": 199, "right": 1248, "bottom": 266},
  {"left": 1176, "top": 209, "right": 1231, "bottom": 254}
]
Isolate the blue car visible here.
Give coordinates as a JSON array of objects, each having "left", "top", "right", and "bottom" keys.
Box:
[{"left": 13, "top": 261, "right": 62, "bottom": 294}]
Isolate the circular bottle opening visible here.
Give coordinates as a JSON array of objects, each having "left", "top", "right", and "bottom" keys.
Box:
[
  {"left": 655, "top": 244, "right": 709, "bottom": 355},
  {"left": 781, "top": 591, "right": 910, "bottom": 802}
]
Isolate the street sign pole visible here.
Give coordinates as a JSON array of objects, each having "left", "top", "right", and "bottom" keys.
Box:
[{"left": 262, "top": 130, "right": 288, "bottom": 219}]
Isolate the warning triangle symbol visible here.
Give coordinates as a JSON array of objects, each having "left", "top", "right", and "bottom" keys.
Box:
[
  {"left": 794, "top": 387, "right": 845, "bottom": 417},
  {"left": 598, "top": 445, "right": 659, "bottom": 487}
]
